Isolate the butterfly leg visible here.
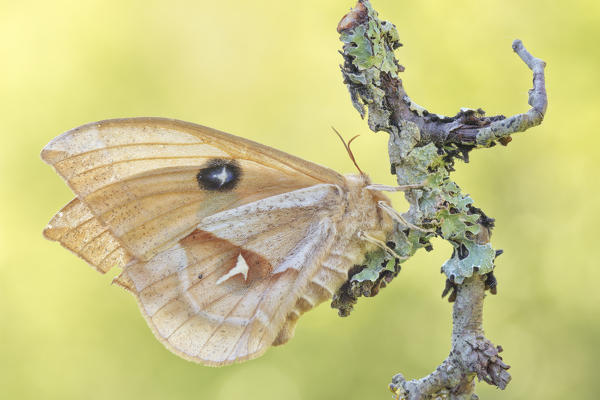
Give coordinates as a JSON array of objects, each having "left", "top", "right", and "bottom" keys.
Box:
[
  {"left": 376, "top": 201, "right": 435, "bottom": 234},
  {"left": 366, "top": 183, "right": 425, "bottom": 192},
  {"left": 357, "top": 231, "right": 406, "bottom": 260}
]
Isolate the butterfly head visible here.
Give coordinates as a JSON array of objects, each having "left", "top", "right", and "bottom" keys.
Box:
[{"left": 344, "top": 173, "right": 392, "bottom": 207}]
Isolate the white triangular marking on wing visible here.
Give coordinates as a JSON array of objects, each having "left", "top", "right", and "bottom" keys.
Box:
[{"left": 215, "top": 253, "right": 249, "bottom": 285}]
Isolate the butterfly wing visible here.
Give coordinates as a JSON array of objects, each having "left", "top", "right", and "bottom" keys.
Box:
[
  {"left": 42, "top": 118, "right": 349, "bottom": 364},
  {"left": 116, "top": 184, "right": 345, "bottom": 365},
  {"left": 42, "top": 117, "right": 345, "bottom": 264},
  {"left": 43, "top": 198, "right": 133, "bottom": 273}
]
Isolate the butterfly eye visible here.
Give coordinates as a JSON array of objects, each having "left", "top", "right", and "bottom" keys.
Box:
[{"left": 196, "top": 159, "right": 241, "bottom": 191}]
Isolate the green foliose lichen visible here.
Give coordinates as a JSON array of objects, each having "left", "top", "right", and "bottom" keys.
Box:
[
  {"left": 395, "top": 142, "right": 440, "bottom": 185},
  {"left": 391, "top": 141, "right": 496, "bottom": 283},
  {"left": 442, "top": 241, "right": 496, "bottom": 283},
  {"left": 341, "top": 24, "right": 374, "bottom": 70},
  {"left": 437, "top": 209, "right": 480, "bottom": 241},
  {"left": 339, "top": 2, "right": 400, "bottom": 76},
  {"left": 352, "top": 248, "right": 396, "bottom": 283},
  {"left": 350, "top": 224, "right": 432, "bottom": 287},
  {"left": 339, "top": 0, "right": 402, "bottom": 129}
]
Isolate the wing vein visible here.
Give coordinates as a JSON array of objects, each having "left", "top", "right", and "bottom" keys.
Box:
[
  {"left": 47, "top": 142, "right": 212, "bottom": 163},
  {"left": 193, "top": 287, "right": 252, "bottom": 355},
  {"left": 95, "top": 246, "right": 123, "bottom": 268},
  {"left": 77, "top": 228, "right": 111, "bottom": 253},
  {"left": 137, "top": 247, "right": 236, "bottom": 295},
  {"left": 118, "top": 201, "right": 205, "bottom": 247},
  {"left": 49, "top": 214, "right": 95, "bottom": 241},
  {"left": 83, "top": 168, "right": 199, "bottom": 200},
  {"left": 222, "top": 276, "right": 282, "bottom": 361},
  {"left": 95, "top": 190, "right": 204, "bottom": 218},
  {"left": 68, "top": 155, "right": 221, "bottom": 179}
]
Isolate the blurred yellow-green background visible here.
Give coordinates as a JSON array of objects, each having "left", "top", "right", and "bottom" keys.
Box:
[{"left": 1, "top": 0, "right": 598, "bottom": 399}]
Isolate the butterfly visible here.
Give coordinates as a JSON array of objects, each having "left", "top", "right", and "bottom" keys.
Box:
[{"left": 42, "top": 117, "right": 398, "bottom": 366}]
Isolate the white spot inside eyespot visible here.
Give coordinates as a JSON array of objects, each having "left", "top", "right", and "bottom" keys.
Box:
[
  {"left": 216, "top": 253, "right": 249, "bottom": 285},
  {"left": 214, "top": 166, "right": 230, "bottom": 186}
]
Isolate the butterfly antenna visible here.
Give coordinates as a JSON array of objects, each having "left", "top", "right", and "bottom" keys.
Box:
[{"left": 331, "top": 127, "right": 364, "bottom": 175}]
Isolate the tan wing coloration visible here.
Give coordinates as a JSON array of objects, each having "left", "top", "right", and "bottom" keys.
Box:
[
  {"left": 42, "top": 118, "right": 344, "bottom": 263},
  {"left": 44, "top": 198, "right": 133, "bottom": 273},
  {"left": 116, "top": 184, "right": 345, "bottom": 365},
  {"left": 42, "top": 118, "right": 394, "bottom": 366}
]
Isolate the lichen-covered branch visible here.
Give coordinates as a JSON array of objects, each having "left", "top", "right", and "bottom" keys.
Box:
[
  {"left": 331, "top": 1, "right": 546, "bottom": 399},
  {"left": 448, "top": 39, "right": 548, "bottom": 147},
  {"left": 335, "top": 1, "right": 547, "bottom": 149},
  {"left": 391, "top": 276, "right": 510, "bottom": 400}
]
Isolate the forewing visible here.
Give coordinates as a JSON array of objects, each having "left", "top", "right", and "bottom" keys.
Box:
[
  {"left": 115, "top": 184, "right": 345, "bottom": 365},
  {"left": 41, "top": 118, "right": 345, "bottom": 263},
  {"left": 43, "top": 198, "right": 133, "bottom": 273}
]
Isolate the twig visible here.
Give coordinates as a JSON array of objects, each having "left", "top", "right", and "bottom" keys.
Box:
[
  {"left": 394, "top": 37, "right": 548, "bottom": 147},
  {"left": 446, "top": 39, "right": 548, "bottom": 146},
  {"left": 390, "top": 276, "right": 510, "bottom": 400}
]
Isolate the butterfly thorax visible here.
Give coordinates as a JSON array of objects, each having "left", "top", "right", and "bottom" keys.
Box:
[{"left": 342, "top": 173, "right": 394, "bottom": 239}]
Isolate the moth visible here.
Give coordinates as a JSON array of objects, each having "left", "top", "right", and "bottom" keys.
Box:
[{"left": 42, "top": 117, "right": 400, "bottom": 366}]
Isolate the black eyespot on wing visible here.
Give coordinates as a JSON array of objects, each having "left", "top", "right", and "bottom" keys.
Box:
[{"left": 196, "top": 159, "right": 241, "bottom": 191}]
